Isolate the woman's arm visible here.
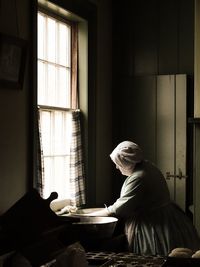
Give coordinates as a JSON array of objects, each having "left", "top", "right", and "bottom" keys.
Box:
[{"left": 108, "top": 173, "right": 144, "bottom": 217}]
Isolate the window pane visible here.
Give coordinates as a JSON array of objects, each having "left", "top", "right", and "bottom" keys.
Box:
[
  {"left": 38, "top": 13, "right": 45, "bottom": 60},
  {"left": 40, "top": 110, "right": 72, "bottom": 199},
  {"left": 47, "top": 64, "right": 56, "bottom": 106},
  {"left": 40, "top": 110, "right": 72, "bottom": 156},
  {"left": 54, "top": 111, "right": 66, "bottom": 154},
  {"left": 63, "top": 112, "right": 72, "bottom": 154},
  {"left": 57, "top": 67, "right": 71, "bottom": 108},
  {"left": 47, "top": 17, "right": 56, "bottom": 62},
  {"left": 40, "top": 111, "right": 51, "bottom": 155},
  {"left": 37, "top": 61, "right": 46, "bottom": 105},
  {"left": 58, "top": 23, "right": 71, "bottom": 67},
  {"left": 43, "top": 156, "right": 70, "bottom": 199}
]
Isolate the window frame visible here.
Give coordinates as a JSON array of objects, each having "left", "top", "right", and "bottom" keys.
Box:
[
  {"left": 32, "top": 0, "right": 97, "bottom": 205},
  {"left": 37, "top": 8, "right": 78, "bottom": 199}
]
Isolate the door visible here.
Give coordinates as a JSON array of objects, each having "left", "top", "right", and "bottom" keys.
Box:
[{"left": 156, "top": 74, "right": 187, "bottom": 211}]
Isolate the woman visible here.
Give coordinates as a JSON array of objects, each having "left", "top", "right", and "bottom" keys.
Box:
[{"left": 90, "top": 141, "right": 200, "bottom": 256}]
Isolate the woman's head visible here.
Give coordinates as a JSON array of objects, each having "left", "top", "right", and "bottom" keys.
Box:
[{"left": 110, "top": 141, "right": 143, "bottom": 176}]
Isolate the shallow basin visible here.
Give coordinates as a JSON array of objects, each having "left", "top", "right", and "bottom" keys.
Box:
[
  {"left": 60, "top": 212, "right": 118, "bottom": 239},
  {"left": 72, "top": 216, "right": 118, "bottom": 239}
]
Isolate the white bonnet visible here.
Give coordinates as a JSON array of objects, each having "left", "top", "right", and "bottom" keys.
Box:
[{"left": 110, "top": 141, "right": 143, "bottom": 170}]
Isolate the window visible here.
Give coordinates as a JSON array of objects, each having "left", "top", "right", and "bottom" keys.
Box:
[
  {"left": 38, "top": 12, "right": 73, "bottom": 108},
  {"left": 37, "top": 10, "right": 85, "bottom": 204}
]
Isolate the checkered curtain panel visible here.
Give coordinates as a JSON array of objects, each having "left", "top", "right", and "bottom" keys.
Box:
[
  {"left": 69, "top": 109, "right": 86, "bottom": 206},
  {"left": 36, "top": 109, "right": 86, "bottom": 205},
  {"left": 36, "top": 109, "right": 44, "bottom": 197}
]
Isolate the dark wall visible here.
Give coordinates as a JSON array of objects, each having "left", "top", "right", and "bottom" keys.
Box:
[
  {"left": 112, "top": 0, "right": 194, "bottom": 144},
  {"left": 0, "top": 0, "right": 32, "bottom": 214},
  {"left": 111, "top": 0, "right": 194, "bottom": 199},
  {"left": 112, "top": 0, "right": 194, "bottom": 77}
]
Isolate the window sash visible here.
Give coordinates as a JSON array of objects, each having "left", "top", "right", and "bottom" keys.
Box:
[
  {"left": 37, "top": 11, "right": 78, "bottom": 109},
  {"left": 38, "top": 11, "right": 71, "bottom": 67},
  {"left": 37, "top": 60, "right": 71, "bottom": 108}
]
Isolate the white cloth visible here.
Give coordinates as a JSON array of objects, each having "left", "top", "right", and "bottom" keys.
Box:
[
  {"left": 50, "top": 199, "right": 71, "bottom": 212},
  {"left": 110, "top": 141, "right": 143, "bottom": 171}
]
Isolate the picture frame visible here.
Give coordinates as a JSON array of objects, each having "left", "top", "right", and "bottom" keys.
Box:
[{"left": 0, "top": 33, "right": 27, "bottom": 89}]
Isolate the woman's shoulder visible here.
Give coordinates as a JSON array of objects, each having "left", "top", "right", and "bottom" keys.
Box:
[
  {"left": 136, "top": 159, "right": 161, "bottom": 171},
  {"left": 128, "top": 164, "right": 147, "bottom": 181},
  {"left": 134, "top": 160, "right": 151, "bottom": 173},
  {"left": 133, "top": 160, "right": 164, "bottom": 179}
]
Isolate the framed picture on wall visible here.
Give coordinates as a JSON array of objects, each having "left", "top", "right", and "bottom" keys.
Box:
[{"left": 0, "top": 33, "right": 27, "bottom": 89}]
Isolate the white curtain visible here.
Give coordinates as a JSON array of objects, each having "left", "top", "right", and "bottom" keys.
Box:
[{"left": 37, "top": 109, "right": 86, "bottom": 206}]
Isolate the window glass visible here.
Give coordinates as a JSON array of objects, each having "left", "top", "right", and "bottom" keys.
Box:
[
  {"left": 38, "top": 13, "right": 45, "bottom": 60},
  {"left": 37, "top": 11, "right": 73, "bottom": 199},
  {"left": 37, "top": 12, "right": 71, "bottom": 109}
]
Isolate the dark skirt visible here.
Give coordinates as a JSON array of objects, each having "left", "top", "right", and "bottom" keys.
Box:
[{"left": 125, "top": 203, "right": 200, "bottom": 256}]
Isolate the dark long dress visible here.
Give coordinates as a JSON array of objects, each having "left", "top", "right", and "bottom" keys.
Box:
[{"left": 107, "top": 160, "right": 200, "bottom": 256}]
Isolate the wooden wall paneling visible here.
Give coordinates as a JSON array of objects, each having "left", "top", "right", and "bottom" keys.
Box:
[
  {"left": 193, "top": 0, "right": 200, "bottom": 234},
  {"left": 193, "top": 124, "right": 200, "bottom": 234},
  {"left": 156, "top": 75, "right": 175, "bottom": 201},
  {"left": 194, "top": 0, "right": 200, "bottom": 117},
  {"left": 112, "top": 2, "right": 133, "bottom": 77},
  {"left": 128, "top": 76, "right": 157, "bottom": 162},
  {"left": 175, "top": 74, "right": 187, "bottom": 211},
  {"left": 179, "top": 0, "right": 194, "bottom": 74},
  {"left": 133, "top": 0, "right": 158, "bottom": 75},
  {"left": 158, "top": 1, "right": 179, "bottom": 74},
  {"left": 186, "top": 76, "right": 194, "bottom": 212}
]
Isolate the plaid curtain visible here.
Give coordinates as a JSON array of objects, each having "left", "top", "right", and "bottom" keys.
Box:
[
  {"left": 36, "top": 109, "right": 44, "bottom": 197},
  {"left": 69, "top": 109, "right": 86, "bottom": 206},
  {"left": 36, "top": 109, "right": 86, "bottom": 205}
]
